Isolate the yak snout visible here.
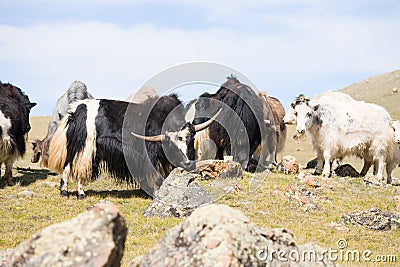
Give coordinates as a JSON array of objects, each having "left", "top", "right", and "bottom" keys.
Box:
[{"left": 296, "top": 129, "right": 305, "bottom": 135}]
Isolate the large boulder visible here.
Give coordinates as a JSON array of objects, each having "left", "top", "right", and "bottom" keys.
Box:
[
  {"left": 131, "top": 204, "right": 336, "bottom": 267},
  {"left": 4, "top": 202, "right": 127, "bottom": 267},
  {"left": 144, "top": 168, "right": 212, "bottom": 218}
]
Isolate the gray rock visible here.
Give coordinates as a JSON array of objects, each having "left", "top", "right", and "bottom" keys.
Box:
[
  {"left": 285, "top": 184, "right": 321, "bottom": 212},
  {"left": 7, "top": 202, "right": 127, "bottom": 267},
  {"left": 144, "top": 168, "right": 212, "bottom": 218},
  {"left": 0, "top": 249, "right": 12, "bottom": 267},
  {"left": 17, "top": 190, "right": 35, "bottom": 197},
  {"left": 131, "top": 204, "right": 336, "bottom": 267},
  {"left": 391, "top": 177, "right": 400, "bottom": 186},
  {"left": 341, "top": 208, "right": 400, "bottom": 230}
]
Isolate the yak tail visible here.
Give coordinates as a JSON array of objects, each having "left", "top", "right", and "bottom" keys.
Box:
[{"left": 48, "top": 116, "right": 69, "bottom": 172}]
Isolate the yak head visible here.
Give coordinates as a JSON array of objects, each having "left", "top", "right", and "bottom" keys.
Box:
[
  {"left": 131, "top": 109, "right": 221, "bottom": 170},
  {"left": 390, "top": 120, "right": 400, "bottom": 144},
  {"left": 292, "top": 101, "right": 320, "bottom": 142},
  {"left": 283, "top": 94, "right": 310, "bottom": 125},
  {"left": 31, "top": 139, "right": 43, "bottom": 163}
]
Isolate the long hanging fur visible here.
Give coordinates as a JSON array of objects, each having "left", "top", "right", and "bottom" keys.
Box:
[
  {"left": 67, "top": 100, "right": 99, "bottom": 184},
  {"left": 47, "top": 115, "right": 69, "bottom": 172}
]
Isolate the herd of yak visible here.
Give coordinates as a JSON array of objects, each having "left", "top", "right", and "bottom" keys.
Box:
[{"left": 0, "top": 76, "right": 399, "bottom": 199}]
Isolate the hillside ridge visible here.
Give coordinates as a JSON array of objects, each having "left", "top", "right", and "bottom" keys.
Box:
[{"left": 340, "top": 70, "right": 400, "bottom": 118}]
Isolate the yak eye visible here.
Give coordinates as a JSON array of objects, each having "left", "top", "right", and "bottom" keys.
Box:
[
  {"left": 294, "top": 111, "right": 298, "bottom": 116},
  {"left": 306, "top": 112, "right": 312, "bottom": 117},
  {"left": 178, "top": 136, "right": 184, "bottom": 141}
]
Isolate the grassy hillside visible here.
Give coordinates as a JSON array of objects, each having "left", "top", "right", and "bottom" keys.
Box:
[{"left": 341, "top": 70, "right": 400, "bottom": 119}]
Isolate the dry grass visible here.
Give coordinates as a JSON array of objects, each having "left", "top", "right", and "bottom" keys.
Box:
[
  {"left": 341, "top": 70, "right": 400, "bottom": 119},
  {"left": 0, "top": 117, "right": 399, "bottom": 267}
]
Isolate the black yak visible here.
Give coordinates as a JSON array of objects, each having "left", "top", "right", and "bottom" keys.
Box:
[{"left": 48, "top": 94, "right": 219, "bottom": 198}]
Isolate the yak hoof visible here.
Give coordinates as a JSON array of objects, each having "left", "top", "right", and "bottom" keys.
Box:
[
  {"left": 322, "top": 172, "right": 330, "bottom": 178},
  {"left": 77, "top": 194, "right": 86, "bottom": 200},
  {"left": 60, "top": 190, "right": 68, "bottom": 196},
  {"left": 7, "top": 178, "right": 15, "bottom": 186}
]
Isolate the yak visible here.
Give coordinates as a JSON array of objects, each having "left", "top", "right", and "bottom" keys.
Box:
[
  {"left": 287, "top": 91, "right": 399, "bottom": 183},
  {"left": 31, "top": 81, "right": 93, "bottom": 167},
  {"left": 48, "top": 94, "right": 219, "bottom": 198},
  {"left": 0, "top": 82, "right": 36, "bottom": 185},
  {"left": 191, "top": 76, "right": 275, "bottom": 170}
]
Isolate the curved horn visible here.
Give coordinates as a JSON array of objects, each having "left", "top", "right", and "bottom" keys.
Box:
[
  {"left": 131, "top": 132, "right": 164, "bottom": 142},
  {"left": 194, "top": 108, "right": 222, "bottom": 132}
]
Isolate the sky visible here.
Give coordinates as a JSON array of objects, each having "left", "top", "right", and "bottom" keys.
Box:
[{"left": 1, "top": 0, "right": 400, "bottom": 116}]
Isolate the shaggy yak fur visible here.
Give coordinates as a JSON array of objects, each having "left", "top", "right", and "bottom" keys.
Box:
[{"left": 0, "top": 82, "right": 36, "bottom": 185}]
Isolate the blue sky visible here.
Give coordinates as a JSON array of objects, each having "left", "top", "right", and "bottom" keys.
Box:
[{"left": 1, "top": 0, "right": 400, "bottom": 115}]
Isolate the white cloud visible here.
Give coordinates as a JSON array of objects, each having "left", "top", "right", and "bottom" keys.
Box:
[{"left": 1, "top": 5, "right": 400, "bottom": 115}]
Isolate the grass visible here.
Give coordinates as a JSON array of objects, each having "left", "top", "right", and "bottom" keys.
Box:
[{"left": 0, "top": 117, "right": 399, "bottom": 266}]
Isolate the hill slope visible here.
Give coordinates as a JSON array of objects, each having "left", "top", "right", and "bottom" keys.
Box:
[{"left": 340, "top": 70, "right": 400, "bottom": 119}]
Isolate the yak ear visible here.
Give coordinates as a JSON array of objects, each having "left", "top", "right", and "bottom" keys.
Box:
[{"left": 313, "top": 104, "right": 320, "bottom": 111}]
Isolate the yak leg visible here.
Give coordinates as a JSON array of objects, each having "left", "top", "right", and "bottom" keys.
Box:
[
  {"left": 59, "top": 165, "right": 70, "bottom": 196},
  {"left": 77, "top": 178, "right": 86, "bottom": 199},
  {"left": 375, "top": 155, "right": 386, "bottom": 182},
  {"left": 373, "top": 161, "right": 378, "bottom": 176},
  {"left": 4, "top": 158, "right": 14, "bottom": 186},
  {"left": 314, "top": 148, "right": 324, "bottom": 175},
  {"left": 322, "top": 150, "right": 332, "bottom": 177},
  {"left": 386, "top": 161, "right": 395, "bottom": 184},
  {"left": 360, "top": 159, "right": 372, "bottom": 176}
]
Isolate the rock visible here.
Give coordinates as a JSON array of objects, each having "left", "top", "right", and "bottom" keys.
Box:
[
  {"left": 196, "top": 159, "right": 243, "bottom": 180},
  {"left": 130, "top": 204, "right": 335, "bottom": 267},
  {"left": 7, "top": 202, "right": 127, "bottom": 266},
  {"left": 391, "top": 177, "right": 400, "bottom": 186},
  {"left": 334, "top": 164, "right": 359, "bottom": 177},
  {"left": 38, "top": 181, "right": 59, "bottom": 188},
  {"left": 144, "top": 168, "right": 212, "bottom": 218},
  {"left": 394, "top": 196, "right": 400, "bottom": 209},
  {"left": 277, "top": 155, "right": 299, "bottom": 175},
  {"left": 285, "top": 185, "right": 320, "bottom": 211},
  {"left": 363, "top": 173, "right": 385, "bottom": 186},
  {"left": 325, "top": 221, "right": 350, "bottom": 232},
  {"left": 0, "top": 249, "right": 12, "bottom": 267},
  {"left": 393, "top": 87, "right": 398, "bottom": 93},
  {"left": 297, "top": 172, "right": 320, "bottom": 188},
  {"left": 341, "top": 208, "right": 400, "bottom": 230},
  {"left": 17, "top": 190, "right": 35, "bottom": 197},
  {"left": 363, "top": 174, "right": 400, "bottom": 186}
]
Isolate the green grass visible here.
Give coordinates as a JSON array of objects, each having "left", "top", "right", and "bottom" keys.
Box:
[{"left": 1, "top": 117, "right": 399, "bottom": 266}]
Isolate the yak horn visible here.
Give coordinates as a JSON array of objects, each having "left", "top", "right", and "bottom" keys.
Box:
[
  {"left": 194, "top": 108, "right": 222, "bottom": 132},
  {"left": 131, "top": 132, "right": 164, "bottom": 142}
]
